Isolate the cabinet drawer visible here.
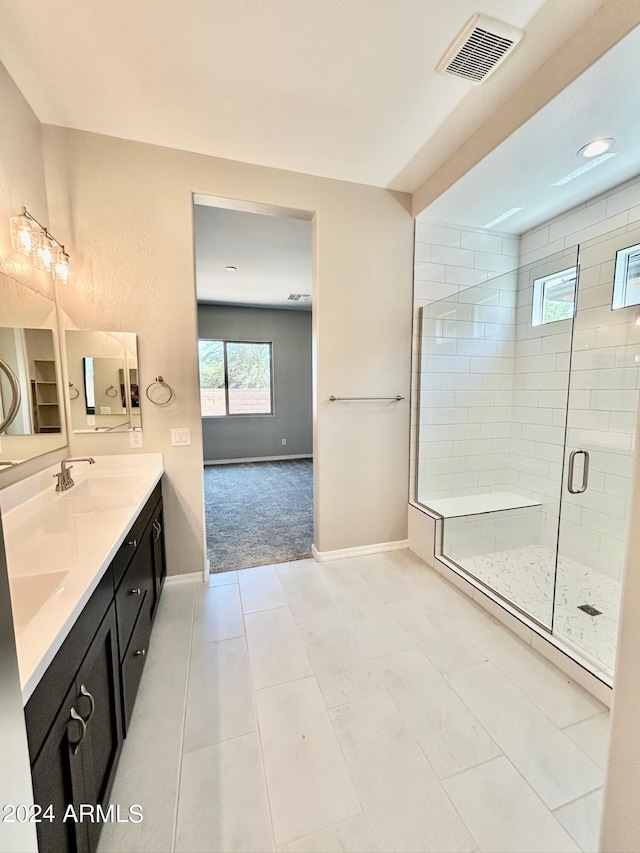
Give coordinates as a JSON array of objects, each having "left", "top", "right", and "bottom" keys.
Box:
[
  {"left": 111, "top": 482, "right": 162, "bottom": 588},
  {"left": 115, "top": 530, "right": 153, "bottom": 659},
  {"left": 120, "top": 597, "right": 152, "bottom": 733}
]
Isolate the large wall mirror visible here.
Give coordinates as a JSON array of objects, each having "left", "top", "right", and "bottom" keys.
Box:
[
  {"left": 65, "top": 331, "right": 140, "bottom": 433},
  {"left": 0, "top": 272, "right": 67, "bottom": 471}
]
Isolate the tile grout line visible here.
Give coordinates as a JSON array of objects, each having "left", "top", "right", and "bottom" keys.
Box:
[
  {"left": 170, "top": 583, "right": 197, "bottom": 853},
  {"left": 494, "top": 751, "right": 590, "bottom": 845},
  {"left": 377, "top": 686, "right": 485, "bottom": 852},
  {"left": 322, "top": 687, "right": 380, "bottom": 853},
  {"left": 275, "top": 814, "right": 379, "bottom": 853},
  {"left": 443, "top": 653, "right": 607, "bottom": 774},
  {"left": 551, "top": 783, "right": 604, "bottom": 814},
  {"left": 246, "top": 599, "right": 280, "bottom": 852}
]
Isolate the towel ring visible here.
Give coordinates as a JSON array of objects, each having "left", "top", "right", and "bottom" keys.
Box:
[
  {"left": 145, "top": 376, "right": 174, "bottom": 406},
  {"left": 69, "top": 383, "right": 80, "bottom": 400},
  {"left": 105, "top": 384, "right": 118, "bottom": 398}
]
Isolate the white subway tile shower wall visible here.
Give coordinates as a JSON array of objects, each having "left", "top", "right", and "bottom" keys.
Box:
[
  {"left": 555, "top": 220, "right": 640, "bottom": 593},
  {"left": 411, "top": 222, "right": 520, "bottom": 503},
  {"left": 412, "top": 174, "right": 640, "bottom": 672},
  {"left": 519, "top": 173, "right": 640, "bottom": 267}
]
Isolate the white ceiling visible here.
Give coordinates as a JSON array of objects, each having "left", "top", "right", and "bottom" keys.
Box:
[
  {"left": 194, "top": 203, "right": 312, "bottom": 310},
  {"left": 420, "top": 23, "right": 640, "bottom": 234},
  {"left": 0, "top": 0, "right": 605, "bottom": 192}
]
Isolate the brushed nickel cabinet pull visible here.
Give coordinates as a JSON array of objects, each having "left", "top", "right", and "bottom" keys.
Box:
[
  {"left": 69, "top": 707, "right": 86, "bottom": 755},
  {"left": 79, "top": 684, "right": 95, "bottom": 724},
  {"left": 134, "top": 648, "right": 146, "bottom": 657}
]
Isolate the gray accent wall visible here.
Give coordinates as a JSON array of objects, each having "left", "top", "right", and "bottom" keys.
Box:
[{"left": 198, "top": 304, "right": 312, "bottom": 462}]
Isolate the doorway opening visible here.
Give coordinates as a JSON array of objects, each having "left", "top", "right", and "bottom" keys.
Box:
[{"left": 193, "top": 194, "right": 314, "bottom": 574}]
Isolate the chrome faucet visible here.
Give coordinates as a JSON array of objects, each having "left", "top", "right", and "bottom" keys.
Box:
[{"left": 54, "top": 457, "right": 96, "bottom": 492}]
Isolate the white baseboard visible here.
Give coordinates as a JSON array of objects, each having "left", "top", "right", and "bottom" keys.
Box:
[
  {"left": 204, "top": 454, "right": 313, "bottom": 465},
  {"left": 312, "top": 539, "right": 409, "bottom": 562},
  {"left": 165, "top": 572, "right": 204, "bottom": 586}
]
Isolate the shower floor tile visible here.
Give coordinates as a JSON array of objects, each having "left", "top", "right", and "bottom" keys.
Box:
[{"left": 459, "top": 545, "right": 620, "bottom": 673}]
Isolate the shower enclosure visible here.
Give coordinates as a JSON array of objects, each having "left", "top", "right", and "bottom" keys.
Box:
[{"left": 416, "top": 221, "right": 640, "bottom": 681}]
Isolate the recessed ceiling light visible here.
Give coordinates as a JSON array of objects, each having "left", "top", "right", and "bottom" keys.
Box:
[
  {"left": 552, "top": 152, "right": 617, "bottom": 186},
  {"left": 578, "top": 138, "right": 615, "bottom": 159},
  {"left": 482, "top": 207, "right": 524, "bottom": 228},
  {"left": 225, "top": 265, "right": 237, "bottom": 272}
]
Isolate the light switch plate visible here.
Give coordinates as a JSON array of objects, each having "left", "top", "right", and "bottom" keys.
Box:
[
  {"left": 100, "top": 406, "right": 111, "bottom": 415},
  {"left": 171, "top": 428, "right": 192, "bottom": 447}
]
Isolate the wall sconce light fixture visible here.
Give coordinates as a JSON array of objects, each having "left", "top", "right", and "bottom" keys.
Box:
[{"left": 10, "top": 207, "right": 71, "bottom": 283}]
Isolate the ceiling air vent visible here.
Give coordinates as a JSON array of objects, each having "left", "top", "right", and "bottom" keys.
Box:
[
  {"left": 287, "top": 294, "right": 311, "bottom": 302},
  {"left": 437, "top": 14, "right": 524, "bottom": 85}
]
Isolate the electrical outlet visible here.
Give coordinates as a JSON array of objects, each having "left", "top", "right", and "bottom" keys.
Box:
[
  {"left": 130, "top": 430, "right": 143, "bottom": 448},
  {"left": 100, "top": 406, "right": 111, "bottom": 415},
  {"left": 87, "top": 415, "right": 96, "bottom": 426},
  {"left": 281, "top": 438, "right": 287, "bottom": 445},
  {"left": 171, "top": 428, "right": 192, "bottom": 447}
]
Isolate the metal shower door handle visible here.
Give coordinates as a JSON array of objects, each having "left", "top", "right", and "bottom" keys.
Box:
[{"left": 567, "top": 449, "right": 590, "bottom": 494}]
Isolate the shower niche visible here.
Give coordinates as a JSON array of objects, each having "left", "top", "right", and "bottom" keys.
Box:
[{"left": 416, "top": 224, "right": 640, "bottom": 682}]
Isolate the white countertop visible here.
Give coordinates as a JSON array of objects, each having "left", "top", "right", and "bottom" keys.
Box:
[{"left": 0, "top": 454, "right": 164, "bottom": 704}]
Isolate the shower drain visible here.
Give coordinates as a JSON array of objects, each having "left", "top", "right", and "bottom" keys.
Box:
[{"left": 577, "top": 604, "right": 602, "bottom": 617}]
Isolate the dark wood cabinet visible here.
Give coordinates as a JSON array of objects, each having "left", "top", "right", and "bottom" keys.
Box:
[
  {"left": 75, "top": 606, "right": 123, "bottom": 853},
  {"left": 31, "top": 605, "right": 122, "bottom": 853},
  {"left": 150, "top": 499, "right": 166, "bottom": 620},
  {"left": 25, "top": 483, "right": 165, "bottom": 853},
  {"left": 30, "top": 681, "right": 88, "bottom": 853}
]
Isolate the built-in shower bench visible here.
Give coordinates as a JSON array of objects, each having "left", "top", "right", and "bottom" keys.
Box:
[{"left": 424, "top": 491, "right": 542, "bottom": 518}]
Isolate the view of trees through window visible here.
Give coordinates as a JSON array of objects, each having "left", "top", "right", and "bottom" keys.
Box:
[
  {"left": 199, "top": 340, "right": 272, "bottom": 416},
  {"left": 532, "top": 267, "right": 577, "bottom": 326}
]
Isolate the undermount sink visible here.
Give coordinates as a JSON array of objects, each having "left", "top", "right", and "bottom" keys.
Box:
[
  {"left": 63, "top": 475, "right": 146, "bottom": 499},
  {"left": 59, "top": 475, "right": 147, "bottom": 513},
  {"left": 9, "top": 571, "right": 69, "bottom": 630}
]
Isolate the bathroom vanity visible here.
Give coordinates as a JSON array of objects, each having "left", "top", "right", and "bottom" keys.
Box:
[{"left": 0, "top": 454, "right": 165, "bottom": 853}]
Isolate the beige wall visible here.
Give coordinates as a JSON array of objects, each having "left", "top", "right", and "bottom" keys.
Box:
[
  {"left": 600, "top": 417, "right": 640, "bottom": 850},
  {"left": 0, "top": 62, "right": 69, "bottom": 488},
  {"left": 0, "top": 61, "right": 43, "bottom": 853},
  {"left": 42, "top": 126, "right": 413, "bottom": 574}
]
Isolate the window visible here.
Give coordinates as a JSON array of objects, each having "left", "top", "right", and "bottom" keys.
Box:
[
  {"left": 612, "top": 243, "right": 640, "bottom": 310},
  {"left": 532, "top": 267, "right": 577, "bottom": 326},
  {"left": 199, "top": 340, "right": 273, "bottom": 416}
]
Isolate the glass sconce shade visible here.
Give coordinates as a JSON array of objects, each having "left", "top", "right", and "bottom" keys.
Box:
[
  {"left": 53, "top": 248, "right": 71, "bottom": 283},
  {"left": 10, "top": 207, "right": 72, "bottom": 283},
  {"left": 34, "top": 231, "right": 56, "bottom": 272},
  {"left": 10, "top": 214, "right": 37, "bottom": 255}
]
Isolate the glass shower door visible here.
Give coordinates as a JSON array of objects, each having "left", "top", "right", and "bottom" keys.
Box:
[{"left": 553, "top": 223, "right": 640, "bottom": 676}]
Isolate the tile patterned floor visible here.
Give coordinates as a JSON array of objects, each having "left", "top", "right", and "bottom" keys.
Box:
[
  {"left": 460, "top": 545, "right": 620, "bottom": 672},
  {"left": 98, "top": 550, "right": 609, "bottom": 853}
]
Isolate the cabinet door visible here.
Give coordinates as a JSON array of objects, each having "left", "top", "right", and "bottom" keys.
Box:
[
  {"left": 150, "top": 501, "right": 166, "bottom": 620},
  {"left": 31, "top": 683, "right": 89, "bottom": 853},
  {"left": 75, "top": 602, "right": 123, "bottom": 853}
]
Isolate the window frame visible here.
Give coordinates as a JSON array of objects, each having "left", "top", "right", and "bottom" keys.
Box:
[
  {"left": 531, "top": 266, "right": 577, "bottom": 327},
  {"left": 612, "top": 242, "right": 640, "bottom": 310},
  {"left": 198, "top": 338, "right": 274, "bottom": 418}
]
